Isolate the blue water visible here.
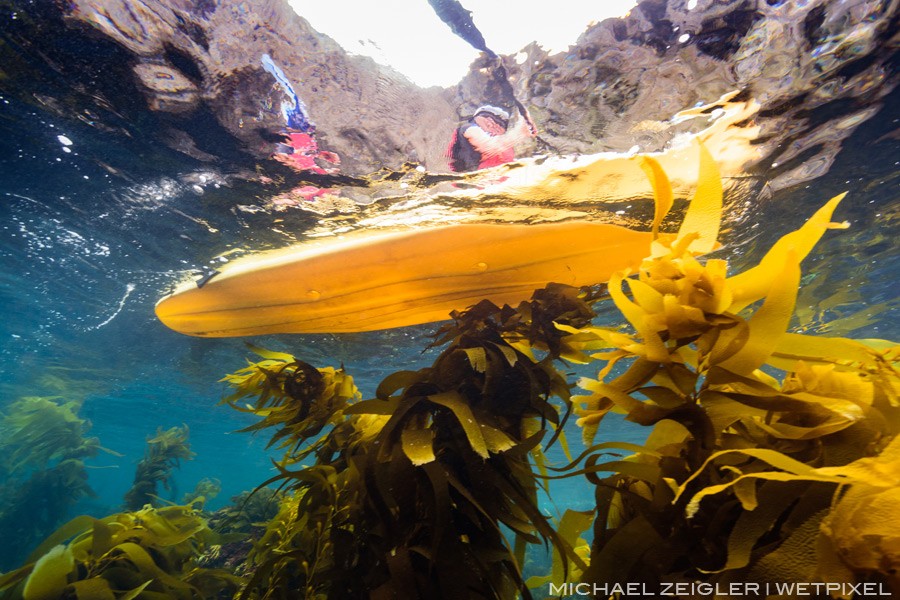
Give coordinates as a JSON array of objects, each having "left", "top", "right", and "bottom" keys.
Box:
[{"left": 0, "top": 0, "right": 898, "bottom": 576}]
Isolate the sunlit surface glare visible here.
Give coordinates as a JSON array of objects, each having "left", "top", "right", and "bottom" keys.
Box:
[{"left": 290, "top": 0, "right": 638, "bottom": 87}]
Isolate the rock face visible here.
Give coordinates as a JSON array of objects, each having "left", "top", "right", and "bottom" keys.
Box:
[
  {"left": 64, "top": 0, "right": 459, "bottom": 174},
  {"left": 452, "top": 0, "right": 899, "bottom": 188},
  {"left": 8, "top": 0, "right": 896, "bottom": 186}
]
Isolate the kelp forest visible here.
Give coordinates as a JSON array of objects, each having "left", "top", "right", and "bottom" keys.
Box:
[{"left": 0, "top": 151, "right": 897, "bottom": 600}]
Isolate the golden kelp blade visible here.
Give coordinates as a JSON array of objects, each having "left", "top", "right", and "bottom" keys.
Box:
[{"left": 155, "top": 223, "right": 662, "bottom": 336}]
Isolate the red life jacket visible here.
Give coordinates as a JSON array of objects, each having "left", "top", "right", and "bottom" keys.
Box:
[
  {"left": 478, "top": 146, "right": 515, "bottom": 169},
  {"left": 446, "top": 124, "right": 479, "bottom": 172},
  {"left": 445, "top": 122, "right": 515, "bottom": 172}
]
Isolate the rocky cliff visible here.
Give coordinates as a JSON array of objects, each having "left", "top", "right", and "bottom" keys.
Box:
[
  {"left": 452, "top": 0, "right": 899, "bottom": 189},
  {"left": 62, "top": 0, "right": 458, "bottom": 175}
]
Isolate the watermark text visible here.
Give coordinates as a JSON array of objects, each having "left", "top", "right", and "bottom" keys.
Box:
[{"left": 549, "top": 581, "right": 892, "bottom": 597}]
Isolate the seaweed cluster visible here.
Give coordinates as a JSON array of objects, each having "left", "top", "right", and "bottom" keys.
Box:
[
  {"left": 219, "top": 286, "right": 599, "bottom": 599},
  {"left": 0, "top": 504, "right": 241, "bottom": 600},
  {"left": 200, "top": 488, "right": 285, "bottom": 574},
  {"left": 206, "top": 488, "right": 283, "bottom": 536},
  {"left": 215, "top": 196, "right": 898, "bottom": 597},
  {"left": 555, "top": 194, "right": 900, "bottom": 592},
  {"left": 123, "top": 426, "right": 196, "bottom": 511},
  {"left": 183, "top": 478, "right": 223, "bottom": 507},
  {"left": 0, "top": 397, "right": 117, "bottom": 570}
]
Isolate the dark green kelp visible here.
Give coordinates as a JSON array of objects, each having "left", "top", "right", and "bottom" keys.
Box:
[
  {"left": 219, "top": 286, "right": 601, "bottom": 599},
  {"left": 124, "top": 425, "right": 195, "bottom": 511},
  {"left": 0, "top": 397, "right": 118, "bottom": 570}
]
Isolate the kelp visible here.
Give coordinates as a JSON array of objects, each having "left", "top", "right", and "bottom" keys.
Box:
[
  {"left": 215, "top": 147, "right": 896, "bottom": 598},
  {"left": 0, "top": 396, "right": 112, "bottom": 476},
  {"left": 542, "top": 189, "right": 900, "bottom": 594},
  {"left": 197, "top": 488, "right": 286, "bottom": 574},
  {"left": 0, "top": 460, "right": 96, "bottom": 571},
  {"left": 6, "top": 146, "right": 895, "bottom": 598},
  {"left": 220, "top": 287, "right": 606, "bottom": 599},
  {"left": 0, "top": 504, "right": 242, "bottom": 600},
  {"left": 123, "top": 426, "right": 195, "bottom": 511},
  {"left": 221, "top": 347, "right": 361, "bottom": 467},
  {"left": 0, "top": 397, "right": 118, "bottom": 571},
  {"left": 183, "top": 478, "right": 222, "bottom": 506},
  {"left": 207, "top": 488, "right": 283, "bottom": 536}
]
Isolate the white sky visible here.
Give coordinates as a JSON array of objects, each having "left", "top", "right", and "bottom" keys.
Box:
[{"left": 289, "top": 0, "right": 637, "bottom": 87}]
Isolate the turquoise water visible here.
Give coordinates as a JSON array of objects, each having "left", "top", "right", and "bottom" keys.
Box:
[{"left": 0, "top": 0, "right": 898, "bottom": 581}]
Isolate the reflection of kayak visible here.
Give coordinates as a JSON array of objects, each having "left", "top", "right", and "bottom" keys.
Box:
[
  {"left": 156, "top": 142, "right": 721, "bottom": 337},
  {"left": 337, "top": 92, "right": 757, "bottom": 236},
  {"left": 482, "top": 92, "right": 758, "bottom": 206}
]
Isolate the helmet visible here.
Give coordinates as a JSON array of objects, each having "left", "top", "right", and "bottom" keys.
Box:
[{"left": 474, "top": 105, "right": 510, "bottom": 122}]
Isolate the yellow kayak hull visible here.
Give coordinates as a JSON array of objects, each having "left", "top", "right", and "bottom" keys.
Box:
[
  {"left": 155, "top": 222, "right": 665, "bottom": 336},
  {"left": 157, "top": 136, "right": 723, "bottom": 337}
]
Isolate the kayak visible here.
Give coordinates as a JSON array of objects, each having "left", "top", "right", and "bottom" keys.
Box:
[
  {"left": 156, "top": 140, "right": 722, "bottom": 336},
  {"left": 157, "top": 222, "right": 665, "bottom": 336}
]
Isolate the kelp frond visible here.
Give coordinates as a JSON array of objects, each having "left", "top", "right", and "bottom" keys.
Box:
[
  {"left": 0, "top": 396, "right": 107, "bottom": 475},
  {"left": 221, "top": 288, "right": 603, "bottom": 599},
  {"left": 221, "top": 346, "right": 362, "bottom": 467},
  {"left": 123, "top": 425, "right": 195, "bottom": 511},
  {"left": 183, "top": 477, "right": 222, "bottom": 506},
  {"left": 0, "top": 504, "right": 242, "bottom": 600},
  {"left": 0, "top": 396, "right": 117, "bottom": 570},
  {"left": 552, "top": 192, "right": 899, "bottom": 593}
]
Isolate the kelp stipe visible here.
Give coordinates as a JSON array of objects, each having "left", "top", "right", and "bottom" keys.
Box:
[
  {"left": 124, "top": 425, "right": 195, "bottom": 511},
  {"left": 550, "top": 193, "right": 900, "bottom": 594},
  {"left": 0, "top": 504, "right": 242, "bottom": 600}
]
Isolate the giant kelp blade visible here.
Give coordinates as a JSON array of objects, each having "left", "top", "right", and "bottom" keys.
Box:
[
  {"left": 768, "top": 332, "right": 891, "bottom": 370},
  {"left": 68, "top": 579, "right": 116, "bottom": 600},
  {"left": 717, "top": 250, "right": 801, "bottom": 375},
  {"left": 676, "top": 140, "right": 722, "bottom": 253},
  {"left": 155, "top": 222, "right": 658, "bottom": 336},
  {"left": 638, "top": 156, "right": 674, "bottom": 238},
  {"left": 608, "top": 272, "right": 669, "bottom": 362},
  {"left": 401, "top": 428, "right": 437, "bottom": 466},
  {"left": 727, "top": 192, "right": 848, "bottom": 312},
  {"left": 22, "top": 545, "right": 73, "bottom": 600},
  {"left": 23, "top": 515, "right": 95, "bottom": 564}
]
